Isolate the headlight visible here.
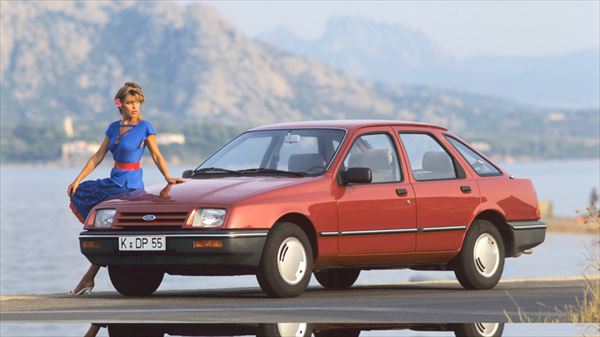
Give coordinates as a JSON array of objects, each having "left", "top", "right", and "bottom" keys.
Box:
[
  {"left": 192, "top": 209, "right": 226, "bottom": 228},
  {"left": 94, "top": 209, "right": 116, "bottom": 228}
]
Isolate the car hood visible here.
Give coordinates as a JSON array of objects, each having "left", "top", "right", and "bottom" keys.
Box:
[{"left": 104, "top": 176, "right": 309, "bottom": 206}]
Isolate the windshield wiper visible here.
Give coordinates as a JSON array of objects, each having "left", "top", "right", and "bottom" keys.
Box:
[
  {"left": 237, "top": 168, "right": 305, "bottom": 177},
  {"left": 192, "top": 167, "right": 243, "bottom": 175}
]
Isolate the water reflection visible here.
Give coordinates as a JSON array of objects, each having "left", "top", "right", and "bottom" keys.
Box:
[{"left": 84, "top": 322, "right": 504, "bottom": 337}]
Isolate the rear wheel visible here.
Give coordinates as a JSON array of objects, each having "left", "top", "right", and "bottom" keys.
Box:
[
  {"left": 256, "top": 222, "right": 313, "bottom": 298},
  {"left": 314, "top": 269, "right": 360, "bottom": 290},
  {"left": 453, "top": 220, "right": 505, "bottom": 290},
  {"left": 108, "top": 265, "right": 163, "bottom": 296}
]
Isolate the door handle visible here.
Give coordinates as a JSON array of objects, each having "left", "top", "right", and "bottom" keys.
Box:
[
  {"left": 460, "top": 185, "right": 471, "bottom": 193},
  {"left": 396, "top": 188, "right": 408, "bottom": 196}
]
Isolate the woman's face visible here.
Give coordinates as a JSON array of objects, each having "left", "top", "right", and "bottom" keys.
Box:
[{"left": 120, "top": 94, "right": 142, "bottom": 120}]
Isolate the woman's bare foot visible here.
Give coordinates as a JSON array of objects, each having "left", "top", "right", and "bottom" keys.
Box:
[{"left": 70, "top": 264, "right": 100, "bottom": 295}]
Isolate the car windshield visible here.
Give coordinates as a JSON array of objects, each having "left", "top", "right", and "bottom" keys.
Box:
[{"left": 197, "top": 129, "right": 346, "bottom": 175}]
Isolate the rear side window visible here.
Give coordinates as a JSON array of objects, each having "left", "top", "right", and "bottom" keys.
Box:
[
  {"left": 445, "top": 136, "right": 501, "bottom": 176},
  {"left": 399, "top": 133, "right": 457, "bottom": 181}
]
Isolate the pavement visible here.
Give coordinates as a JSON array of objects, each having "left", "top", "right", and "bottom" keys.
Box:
[{"left": 1, "top": 277, "right": 597, "bottom": 323}]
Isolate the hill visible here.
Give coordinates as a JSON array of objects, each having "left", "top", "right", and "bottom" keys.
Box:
[
  {"left": 1, "top": 2, "right": 598, "bottom": 163},
  {"left": 259, "top": 17, "right": 600, "bottom": 108}
]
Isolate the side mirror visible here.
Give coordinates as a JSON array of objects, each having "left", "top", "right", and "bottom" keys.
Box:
[
  {"left": 341, "top": 167, "right": 372, "bottom": 185},
  {"left": 182, "top": 170, "right": 193, "bottom": 178}
]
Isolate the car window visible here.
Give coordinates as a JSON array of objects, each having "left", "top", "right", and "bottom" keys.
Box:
[
  {"left": 276, "top": 135, "right": 319, "bottom": 171},
  {"left": 400, "top": 133, "right": 457, "bottom": 181},
  {"left": 200, "top": 129, "right": 345, "bottom": 175},
  {"left": 204, "top": 135, "right": 273, "bottom": 170},
  {"left": 342, "top": 133, "right": 401, "bottom": 183},
  {"left": 445, "top": 136, "right": 501, "bottom": 176}
]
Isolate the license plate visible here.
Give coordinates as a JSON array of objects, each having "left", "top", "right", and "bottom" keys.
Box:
[{"left": 118, "top": 236, "right": 166, "bottom": 251}]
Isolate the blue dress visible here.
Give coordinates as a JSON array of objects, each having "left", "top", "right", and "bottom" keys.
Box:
[{"left": 69, "top": 120, "right": 156, "bottom": 223}]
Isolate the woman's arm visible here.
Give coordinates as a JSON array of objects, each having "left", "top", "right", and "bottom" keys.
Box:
[
  {"left": 67, "top": 137, "right": 110, "bottom": 196},
  {"left": 146, "top": 135, "right": 186, "bottom": 184}
]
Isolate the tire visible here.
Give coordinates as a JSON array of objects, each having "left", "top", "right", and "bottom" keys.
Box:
[
  {"left": 453, "top": 220, "right": 505, "bottom": 290},
  {"left": 108, "top": 324, "right": 164, "bottom": 337},
  {"left": 108, "top": 265, "right": 164, "bottom": 296},
  {"left": 257, "top": 323, "right": 313, "bottom": 337},
  {"left": 451, "top": 323, "right": 504, "bottom": 337},
  {"left": 256, "top": 222, "right": 314, "bottom": 298},
  {"left": 314, "top": 328, "right": 361, "bottom": 337},
  {"left": 314, "top": 269, "right": 360, "bottom": 290}
]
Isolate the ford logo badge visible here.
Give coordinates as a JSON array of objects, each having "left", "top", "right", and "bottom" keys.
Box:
[{"left": 142, "top": 214, "right": 156, "bottom": 221}]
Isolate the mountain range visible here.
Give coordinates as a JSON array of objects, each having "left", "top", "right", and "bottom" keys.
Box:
[
  {"left": 0, "top": 2, "right": 598, "bottom": 162},
  {"left": 259, "top": 17, "right": 600, "bottom": 108}
]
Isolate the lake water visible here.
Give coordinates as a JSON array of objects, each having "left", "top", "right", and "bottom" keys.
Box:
[
  {"left": 0, "top": 163, "right": 598, "bottom": 337},
  {"left": 0, "top": 161, "right": 598, "bottom": 296},
  {"left": 500, "top": 160, "right": 600, "bottom": 216}
]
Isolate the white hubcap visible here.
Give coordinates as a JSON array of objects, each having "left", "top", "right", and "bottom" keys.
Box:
[
  {"left": 475, "top": 323, "right": 500, "bottom": 337},
  {"left": 277, "top": 237, "right": 307, "bottom": 285},
  {"left": 277, "top": 323, "right": 308, "bottom": 337},
  {"left": 473, "top": 233, "right": 500, "bottom": 278}
]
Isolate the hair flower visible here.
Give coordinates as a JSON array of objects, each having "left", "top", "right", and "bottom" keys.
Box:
[{"left": 114, "top": 98, "right": 122, "bottom": 107}]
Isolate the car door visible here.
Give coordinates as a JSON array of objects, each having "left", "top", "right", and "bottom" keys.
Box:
[
  {"left": 335, "top": 127, "right": 417, "bottom": 255},
  {"left": 395, "top": 129, "right": 480, "bottom": 252}
]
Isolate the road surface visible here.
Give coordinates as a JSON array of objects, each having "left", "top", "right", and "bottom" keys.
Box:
[{"left": 1, "top": 277, "right": 595, "bottom": 323}]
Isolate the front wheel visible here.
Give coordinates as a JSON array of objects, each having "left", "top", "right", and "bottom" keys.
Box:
[
  {"left": 314, "top": 269, "right": 360, "bottom": 290},
  {"left": 453, "top": 220, "right": 505, "bottom": 290},
  {"left": 256, "top": 223, "right": 313, "bottom": 298},
  {"left": 108, "top": 265, "right": 163, "bottom": 296}
]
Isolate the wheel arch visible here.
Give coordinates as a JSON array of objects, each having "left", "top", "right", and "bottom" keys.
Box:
[
  {"left": 274, "top": 213, "right": 319, "bottom": 260},
  {"left": 473, "top": 210, "right": 514, "bottom": 257}
]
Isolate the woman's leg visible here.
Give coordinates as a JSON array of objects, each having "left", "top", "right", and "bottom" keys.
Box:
[{"left": 71, "top": 264, "right": 100, "bottom": 294}]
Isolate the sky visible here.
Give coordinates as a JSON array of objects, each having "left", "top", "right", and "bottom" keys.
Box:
[{"left": 201, "top": 1, "right": 600, "bottom": 59}]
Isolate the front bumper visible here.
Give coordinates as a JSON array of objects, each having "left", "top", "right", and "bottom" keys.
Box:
[
  {"left": 506, "top": 221, "right": 547, "bottom": 257},
  {"left": 79, "top": 229, "right": 268, "bottom": 275}
]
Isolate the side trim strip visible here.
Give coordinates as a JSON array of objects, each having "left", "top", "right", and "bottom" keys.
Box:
[
  {"left": 507, "top": 221, "right": 547, "bottom": 230},
  {"left": 421, "top": 225, "right": 467, "bottom": 232},
  {"left": 511, "top": 225, "right": 547, "bottom": 230},
  {"left": 340, "top": 228, "right": 418, "bottom": 236},
  {"left": 319, "top": 225, "right": 466, "bottom": 237}
]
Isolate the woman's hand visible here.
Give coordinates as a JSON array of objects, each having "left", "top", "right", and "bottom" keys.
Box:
[
  {"left": 67, "top": 180, "right": 80, "bottom": 196},
  {"left": 165, "top": 176, "right": 187, "bottom": 185}
]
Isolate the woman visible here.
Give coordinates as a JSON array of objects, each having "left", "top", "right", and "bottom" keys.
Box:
[{"left": 67, "top": 82, "right": 185, "bottom": 295}]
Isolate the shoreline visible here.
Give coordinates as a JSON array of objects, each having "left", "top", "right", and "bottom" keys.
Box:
[
  {"left": 2, "top": 158, "right": 599, "bottom": 169},
  {"left": 0, "top": 161, "right": 199, "bottom": 170},
  {"left": 544, "top": 216, "right": 599, "bottom": 235}
]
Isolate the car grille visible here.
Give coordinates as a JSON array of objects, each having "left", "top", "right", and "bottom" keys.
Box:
[{"left": 115, "top": 211, "right": 190, "bottom": 226}]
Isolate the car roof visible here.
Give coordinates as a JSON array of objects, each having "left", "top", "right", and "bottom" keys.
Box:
[{"left": 250, "top": 120, "right": 448, "bottom": 132}]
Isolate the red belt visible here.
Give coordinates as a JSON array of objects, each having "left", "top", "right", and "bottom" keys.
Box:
[{"left": 114, "top": 161, "right": 140, "bottom": 170}]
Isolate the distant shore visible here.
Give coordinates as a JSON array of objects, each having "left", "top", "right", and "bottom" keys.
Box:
[
  {"left": 0, "top": 160, "right": 196, "bottom": 170},
  {"left": 544, "top": 216, "right": 599, "bottom": 235},
  {"left": 1, "top": 158, "right": 599, "bottom": 169}
]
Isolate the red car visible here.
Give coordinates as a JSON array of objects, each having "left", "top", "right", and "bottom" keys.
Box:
[{"left": 80, "top": 120, "right": 546, "bottom": 298}]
